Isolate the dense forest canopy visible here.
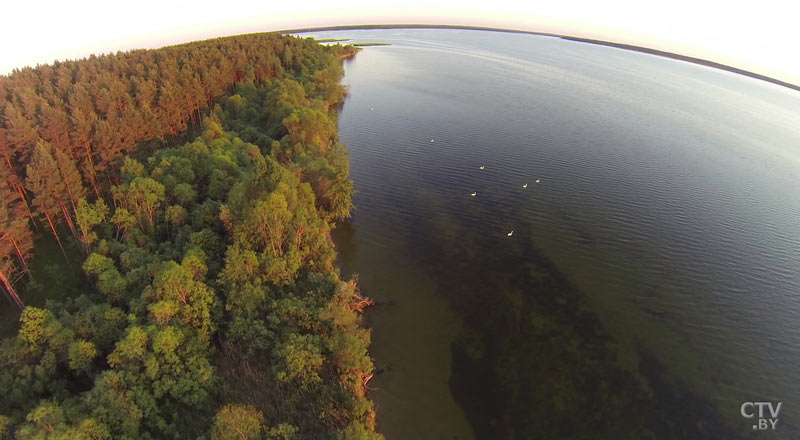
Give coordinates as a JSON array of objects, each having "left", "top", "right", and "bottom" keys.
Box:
[{"left": 0, "top": 32, "right": 377, "bottom": 439}]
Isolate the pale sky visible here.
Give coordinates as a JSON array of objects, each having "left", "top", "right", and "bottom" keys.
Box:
[{"left": 2, "top": 0, "right": 799, "bottom": 86}]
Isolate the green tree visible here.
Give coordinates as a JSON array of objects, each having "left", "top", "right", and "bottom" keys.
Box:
[
  {"left": 273, "top": 333, "right": 324, "bottom": 386},
  {"left": 83, "top": 254, "right": 128, "bottom": 303},
  {"left": 18, "top": 307, "right": 66, "bottom": 351},
  {"left": 282, "top": 107, "right": 334, "bottom": 151},
  {"left": 110, "top": 208, "right": 136, "bottom": 241},
  {"left": 145, "top": 256, "right": 215, "bottom": 337},
  {"left": 0, "top": 415, "right": 11, "bottom": 440},
  {"left": 211, "top": 404, "right": 264, "bottom": 440},
  {"left": 17, "top": 401, "right": 66, "bottom": 439},
  {"left": 112, "top": 177, "right": 165, "bottom": 229},
  {"left": 106, "top": 324, "right": 215, "bottom": 431},
  {"left": 75, "top": 198, "right": 108, "bottom": 254},
  {"left": 83, "top": 371, "right": 144, "bottom": 438},
  {"left": 119, "top": 157, "right": 145, "bottom": 181},
  {"left": 68, "top": 339, "right": 98, "bottom": 373},
  {"left": 267, "top": 423, "right": 299, "bottom": 440}
]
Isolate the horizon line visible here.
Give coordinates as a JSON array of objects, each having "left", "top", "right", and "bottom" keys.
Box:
[{"left": 280, "top": 23, "right": 800, "bottom": 93}]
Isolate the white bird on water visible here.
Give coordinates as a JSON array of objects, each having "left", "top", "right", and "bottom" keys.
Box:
[
  {"left": 507, "top": 230, "right": 514, "bottom": 237},
  {"left": 479, "top": 165, "right": 485, "bottom": 170},
  {"left": 536, "top": 178, "right": 541, "bottom": 184},
  {"left": 430, "top": 139, "right": 435, "bottom": 143},
  {"left": 470, "top": 192, "right": 477, "bottom": 197},
  {"left": 522, "top": 183, "right": 528, "bottom": 189}
]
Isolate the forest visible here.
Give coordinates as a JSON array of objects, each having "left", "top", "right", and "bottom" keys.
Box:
[{"left": 0, "top": 32, "right": 380, "bottom": 439}]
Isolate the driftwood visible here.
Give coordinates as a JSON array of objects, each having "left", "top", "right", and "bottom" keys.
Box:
[
  {"left": 347, "top": 278, "right": 376, "bottom": 313},
  {"left": 362, "top": 372, "right": 374, "bottom": 387},
  {"left": 350, "top": 295, "right": 375, "bottom": 313},
  {"left": 362, "top": 372, "right": 377, "bottom": 393}
]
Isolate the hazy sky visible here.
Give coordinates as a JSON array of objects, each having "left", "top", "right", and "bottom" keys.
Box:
[{"left": 2, "top": 0, "right": 799, "bottom": 85}]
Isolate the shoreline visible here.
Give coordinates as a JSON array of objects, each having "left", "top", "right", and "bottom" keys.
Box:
[{"left": 283, "top": 24, "right": 800, "bottom": 93}]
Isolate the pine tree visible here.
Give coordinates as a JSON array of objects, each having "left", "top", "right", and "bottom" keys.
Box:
[
  {"left": 38, "top": 104, "right": 71, "bottom": 154},
  {"left": 68, "top": 107, "right": 101, "bottom": 198},
  {"left": 2, "top": 102, "right": 38, "bottom": 164},
  {"left": 54, "top": 148, "right": 86, "bottom": 219},
  {"left": 25, "top": 142, "right": 70, "bottom": 259},
  {"left": 0, "top": 130, "right": 36, "bottom": 225},
  {"left": 0, "top": 178, "right": 32, "bottom": 308}
]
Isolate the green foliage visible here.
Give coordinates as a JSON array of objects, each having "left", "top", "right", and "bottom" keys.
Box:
[
  {"left": 165, "top": 205, "right": 187, "bottom": 227},
  {"left": 267, "top": 423, "right": 298, "bottom": 440},
  {"left": 68, "top": 339, "right": 97, "bottom": 372},
  {"left": 110, "top": 208, "right": 137, "bottom": 241},
  {"left": 75, "top": 198, "right": 109, "bottom": 254},
  {"left": 202, "top": 118, "right": 226, "bottom": 140},
  {"left": 0, "top": 34, "right": 378, "bottom": 440},
  {"left": 282, "top": 107, "right": 335, "bottom": 150},
  {"left": 82, "top": 254, "right": 128, "bottom": 303},
  {"left": 145, "top": 258, "right": 215, "bottom": 338},
  {"left": 336, "top": 421, "right": 384, "bottom": 440},
  {"left": 19, "top": 307, "right": 60, "bottom": 349},
  {"left": 120, "top": 158, "right": 145, "bottom": 181},
  {"left": 112, "top": 177, "right": 165, "bottom": 229},
  {"left": 63, "top": 300, "right": 127, "bottom": 352},
  {"left": 171, "top": 183, "right": 197, "bottom": 206},
  {"left": 106, "top": 324, "right": 214, "bottom": 434},
  {"left": 73, "top": 418, "right": 112, "bottom": 440},
  {"left": 273, "top": 333, "right": 324, "bottom": 386},
  {"left": 82, "top": 371, "right": 144, "bottom": 438},
  {"left": 0, "top": 415, "right": 10, "bottom": 440},
  {"left": 224, "top": 95, "right": 249, "bottom": 119},
  {"left": 17, "top": 401, "right": 65, "bottom": 439},
  {"left": 211, "top": 404, "right": 263, "bottom": 440}
]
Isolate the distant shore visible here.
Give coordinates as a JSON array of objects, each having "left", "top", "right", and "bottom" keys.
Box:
[{"left": 282, "top": 24, "right": 800, "bottom": 93}]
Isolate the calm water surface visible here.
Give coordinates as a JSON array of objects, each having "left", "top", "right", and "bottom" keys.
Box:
[{"left": 311, "top": 29, "right": 800, "bottom": 439}]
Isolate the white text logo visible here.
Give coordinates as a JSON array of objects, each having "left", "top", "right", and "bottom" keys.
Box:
[{"left": 740, "top": 401, "right": 781, "bottom": 430}]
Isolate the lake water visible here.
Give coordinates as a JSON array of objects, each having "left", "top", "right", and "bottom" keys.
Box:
[{"left": 310, "top": 28, "right": 800, "bottom": 439}]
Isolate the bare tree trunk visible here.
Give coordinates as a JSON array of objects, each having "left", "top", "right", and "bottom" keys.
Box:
[
  {"left": 11, "top": 237, "right": 32, "bottom": 280},
  {"left": 61, "top": 172, "right": 80, "bottom": 215},
  {"left": 43, "top": 208, "right": 69, "bottom": 263},
  {"left": 12, "top": 182, "right": 37, "bottom": 228},
  {"left": 84, "top": 142, "right": 102, "bottom": 199},
  {"left": 0, "top": 268, "right": 24, "bottom": 309},
  {"left": 59, "top": 201, "right": 78, "bottom": 243}
]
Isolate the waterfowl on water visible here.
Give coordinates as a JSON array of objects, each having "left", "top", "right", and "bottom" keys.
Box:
[
  {"left": 507, "top": 230, "right": 514, "bottom": 237},
  {"left": 479, "top": 165, "right": 485, "bottom": 170},
  {"left": 535, "top": 178, "right": 541, "bottom": 184},
  {"left": 522, "top": 183, "right": 528, "bottom": 188},
  {"left": 470, "top": 192, "right": 477, "bottom": 197},
  {"left": 430, "top": 139, "right": 435, "bottom": 143}
]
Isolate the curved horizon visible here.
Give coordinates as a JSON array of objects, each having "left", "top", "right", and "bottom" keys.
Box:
[
  {"left": 1, "top": 1, "right": 798, "bottom": 86},
  {"left": 282, "top": 24, "right": 800, "bottom": 92},
  {"left": 3, "top": 23, "right": 798, "bottom": 94}
]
